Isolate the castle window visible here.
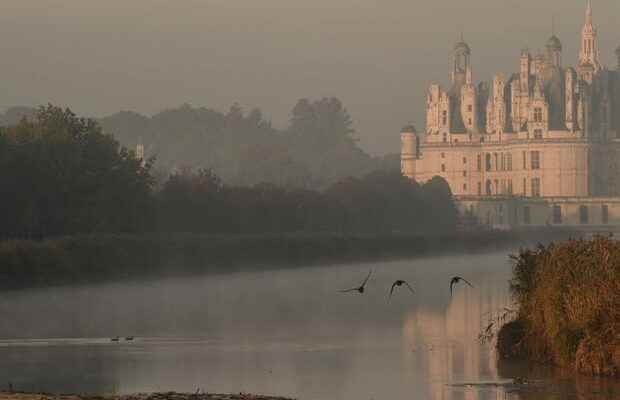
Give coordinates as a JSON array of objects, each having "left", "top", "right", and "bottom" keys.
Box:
[
  {"left": 463, "top": 157, "right": 467, "bottom": 164},
  {"left": 507, "top": 153, "right": 513, "bottom": 171},
  {"left": 468, "top": 118, "right": 472, "bottom": 125},
  {"left": 485, "top": 154, "right": 492, "bottom": 171},
  {"left": 531, "top": 151, "right": 540, "bottom": 170},
  {"left": 534, "top": 129, "right": 543, "bottom": 139},
  {"left": 467, "top": 105, "right": 473, "bottom": 112},
  {"left": 463, "top": 183, "right": 467, "bottom": 191},
  {"left": 441, "top": 152, "right": 445, "bottom": 158},
  {"left": 441, "top": 164, "right": 446, "bottom": 172},
  {"left": 443, "top": 133, "right": 447, "bottom": 142},
  {"left": 523, "top": 206, "right": 531, "bottom": 225},
  {"left": 477, "top": 155, "right": 481, "bottom": 171},
  {"left": 485, "top": 180, "right": 492, "bottom": 195},
  {"left": 501, "top": 154, "right": 505, "bottom": 171},
  {"left": 523, "top": 178, "right": 527, "bottom": 195},
  {"left": 442, "top": 110, "right": 448, "bottom": 125},
  {"left": 579, "top": 205, "right": 589, "bottom": 224},
  {"left": 534, "top": 107, "right": 543, "bottom": 123},
  {"left": 602, "top": 205, "right": 609, "bottom": 224},
  {"left": 478, "top": 182, "right": 482, "bottom": 195},
  {"left": 522, "top": 151, "right": 527, "bottom": 170},
  {"left": 531, "top": 178, "right": 541, "bottom": 197},
  {"left": 508, "top": 180, "right": 513, "bottom": 195},
  {"left": 494, "top": 153, "right": 499, "bottom": 171},
  {"left": 552, "top": 205, "right": 562, "bottom": 224},
  {"left": 463, "top": 171, "right": 467, "bottom": 177},
  {"left": 494, "top": 179, "right": 499, "bottom": 194}
]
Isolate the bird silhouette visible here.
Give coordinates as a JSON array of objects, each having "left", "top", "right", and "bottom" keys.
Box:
[
  {"left": 450, "top": 276, "right": 473, "bottom": 296},
  {"left": 339, "top": 269, "right": 372, "bottom": 294},
  {"left": 389, "top": 280, "right": 415, "bottom": 299}
]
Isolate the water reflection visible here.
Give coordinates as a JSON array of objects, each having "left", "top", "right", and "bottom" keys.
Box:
[{"left": 0, "top": 251, "right": 617, "bottom": 399}]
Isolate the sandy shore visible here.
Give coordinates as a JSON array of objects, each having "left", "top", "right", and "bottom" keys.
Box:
[{"left": 0, "top": 393, "right": 295, "bottom": 400}]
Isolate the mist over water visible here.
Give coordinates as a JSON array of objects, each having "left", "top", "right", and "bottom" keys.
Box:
[{"left": 1, "top": 250, "right": 617, "bottom": 399}]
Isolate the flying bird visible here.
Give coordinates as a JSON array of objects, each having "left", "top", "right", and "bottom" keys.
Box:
[
  {"left": 450, "top": 276, "right": 473, "bottom": 296},
  {"left": 339, "top": 269, "right": 373, "bottom": 294},
  {"left": 389, "top": 280, "right": 415, "bottom": 299}
]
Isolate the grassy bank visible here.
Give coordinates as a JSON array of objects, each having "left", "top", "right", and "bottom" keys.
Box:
[
  {"left": 0, "top": 229, "right": 574, "bottom": 290},
  {"left": 498, "top": 236, "right": 620, "bottom": 377}
]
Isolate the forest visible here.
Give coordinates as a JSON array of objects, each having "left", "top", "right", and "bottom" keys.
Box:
[{"left": 0, "top": 104, "right": 458, "bottom": 239}]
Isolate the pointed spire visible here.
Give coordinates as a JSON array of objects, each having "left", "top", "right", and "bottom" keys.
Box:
[{"left": 586, "top": 0, "right": 593, "bottom": 25}]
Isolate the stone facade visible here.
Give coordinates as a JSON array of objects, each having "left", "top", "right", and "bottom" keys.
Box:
[{"left": 401, "top": 2, "right": 620, "bottom": 230}]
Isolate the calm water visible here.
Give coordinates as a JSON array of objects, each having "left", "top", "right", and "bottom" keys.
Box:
[{"left": 0, "top": 251, "right": 618, "bottom": 399}]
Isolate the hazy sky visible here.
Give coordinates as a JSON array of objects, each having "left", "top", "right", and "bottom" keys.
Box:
[{"left": 1, "top": 0, "right": 619, "bottom": 154}]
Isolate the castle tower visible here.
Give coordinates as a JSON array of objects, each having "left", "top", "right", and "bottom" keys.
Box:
[
  {"left": 546, "top": 35, "right": 562, "bottom": 67},
  {"left": 519, "top": 50, "right": 531, "bottom": 93},
  {"left": 400, "top": 125, "right": 419, "bottom": 179},
  {"left": 565, "top": 68, "right": 577, "bottom": 131},
  {"left": 452, "top": 38, "right": 472, "bottom": 85},
  {"left": 578, "top": 0, "right": 601, "bottom": 80}
]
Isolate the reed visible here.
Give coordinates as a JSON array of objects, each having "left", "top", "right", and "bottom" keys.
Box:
[{"left": 503, "top": 236, "right": 620, "bottom": 376}]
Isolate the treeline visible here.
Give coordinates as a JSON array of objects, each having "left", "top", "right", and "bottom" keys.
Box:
[
  {"left": 99, "top": 99, "right": 399, "bottom": 188},
  {"left": 0, "top": 105, "right": 457, "bottom": 239}
]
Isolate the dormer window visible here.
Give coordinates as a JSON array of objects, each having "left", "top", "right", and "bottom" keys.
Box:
[{"left": 534, "top": 108, "right": 543, "bottom": 123}]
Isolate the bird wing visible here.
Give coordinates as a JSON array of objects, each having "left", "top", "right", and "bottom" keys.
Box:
[
  {"left": 389, "top": 282, "right": 398, "bottom": 299},
  {"left": 361, "top": 269, "right": 372, "bottom": 287},
  {"left": 339, "top": 288, "right": 359, "bottom": 293},
  {"left": 461, "top": 277, "right": 474, "bottom": 288},
  {"left": 403, "top": 280, "right": 415, "bottom": 294}
]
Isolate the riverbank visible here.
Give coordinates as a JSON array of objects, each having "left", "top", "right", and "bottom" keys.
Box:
[
  {"left": 497, "top": 236, "right": 620, "bottom": 377},
  {"left": 0, "top": 392, "right": 294, "bottom": 400},
  {"left": 0, "top": 229, "right": 577, "bottom": 290}
]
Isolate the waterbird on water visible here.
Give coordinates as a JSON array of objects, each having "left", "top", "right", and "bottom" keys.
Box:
[
  {"left": 450, "top": 276, "right": 473, "bottom": 296},
  {"left": 389, "top": 280, "right": 415, "bottom": 299},
  {"left": 339, "top": 269, "right": 372, "bottom": 294}
]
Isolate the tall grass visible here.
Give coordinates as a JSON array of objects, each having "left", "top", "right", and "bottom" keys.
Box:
[{"left": 507, "top": 236, "right": 620, "bottom": 376}]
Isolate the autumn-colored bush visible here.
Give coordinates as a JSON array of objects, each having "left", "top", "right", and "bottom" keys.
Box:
[{"left": 505, "top": 236, "right": 620, "bottom": 376}]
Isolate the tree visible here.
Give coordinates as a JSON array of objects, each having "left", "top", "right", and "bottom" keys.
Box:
[{"left": 0, "top": 105, "right": 154, "bottom": 237}]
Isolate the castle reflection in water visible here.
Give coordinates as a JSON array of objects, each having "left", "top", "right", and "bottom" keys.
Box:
[{"left": 401, "top": 277, "right": 514, "bottom": 400}]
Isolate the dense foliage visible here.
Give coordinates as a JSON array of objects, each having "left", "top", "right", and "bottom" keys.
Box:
[
  {"left": 0, "top": 105, "right": 457, "bottom": 238},
  {"left": 100, "top": 98, "right": 393, "bottom": 188},
  {"left": 0, "top": 105, "right": 153, "bottom": 237},
  {"left": 506, "top": 237, "right": 620, "bottom": 376},
  {"left": 156, "top": 168, "right": 458, "bottom": 234}
]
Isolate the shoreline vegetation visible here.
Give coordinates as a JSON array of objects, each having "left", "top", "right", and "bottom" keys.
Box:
[
  {"left": 0, "top": 392, "right": 294, "bottom": 400},
  {"left": 0, "top": 229, "right": 576, "bottom": 291},
  {"left": 497, "top": 236, "right": 620, "bottom": 377}
]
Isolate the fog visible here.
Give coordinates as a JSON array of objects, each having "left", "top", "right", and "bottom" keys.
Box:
[{"left": 1, "top": 0, "right": 618, "bottom": 155}]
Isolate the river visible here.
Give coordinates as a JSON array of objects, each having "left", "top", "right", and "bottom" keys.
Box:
[{"left": 0, "top": 250, "right": 618, "bottom": 399}]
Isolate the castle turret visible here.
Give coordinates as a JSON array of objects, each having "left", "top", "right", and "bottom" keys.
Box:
[
  {"left": 520, "top": 50, "right": 531, "bottom": 93},
  {"left": 546, "top": 35, "right": 562, "bottom": 67},
  {"left": 400, "top": 125, "right": 419, "bottom": 179},
  {"left": 452, "top": 39, "right": 472, "bottom": 86},
  {"left": 136, "top": 137, "right": 145, "bottom": 167},
  {"left": 565, "top": 67, "right": 577, "bottom": 131},
  {"left": 578, "top": 0, "right": 601, "bottom": 80}
]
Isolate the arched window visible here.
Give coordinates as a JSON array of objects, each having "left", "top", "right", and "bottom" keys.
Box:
[{"left": 485, "top": 154, "right": 492, "bottom": 171}]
